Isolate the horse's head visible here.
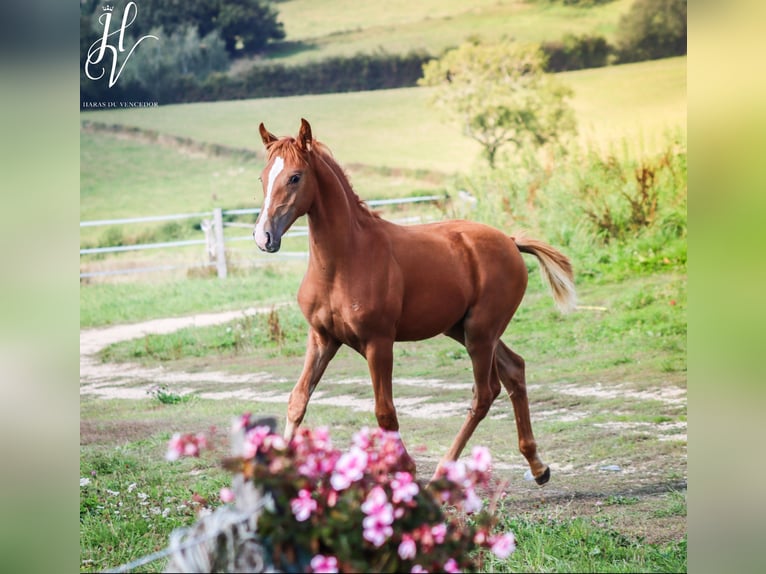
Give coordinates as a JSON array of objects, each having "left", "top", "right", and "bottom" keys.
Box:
[{"left": 254, "top": 119, "right": 317, "bottom": 253}]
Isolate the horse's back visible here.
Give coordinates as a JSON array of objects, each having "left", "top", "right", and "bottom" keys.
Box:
[{"left": 388, "top": 219, "right": 528, "bottom": 340}]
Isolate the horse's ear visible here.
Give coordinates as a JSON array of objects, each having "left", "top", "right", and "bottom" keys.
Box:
[
  {"left": 297, "top": 118, "right": 313, "bottom": 152},
  {"left": 259, "top": 123, "right": 278, "bottom": 146}
]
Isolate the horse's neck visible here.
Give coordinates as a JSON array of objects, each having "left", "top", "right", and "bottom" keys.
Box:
[{"left": 307, "top": 155, "right": 365, "bottom": 270}]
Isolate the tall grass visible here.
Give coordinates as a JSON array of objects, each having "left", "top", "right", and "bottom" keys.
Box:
[{"left": 451, "top": 131, "right": 687, "bottom": 284}]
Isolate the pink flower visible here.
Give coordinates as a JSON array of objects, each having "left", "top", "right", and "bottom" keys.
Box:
[
  {"left": 243, "top": 425, "right": 272, "bottom": 458},
  {"left": 361, "top": 486, "right": 394, "bottom": 546},
  {"left": 431, "top": 522, "right": 447, "bottom": 544},
  {"left": 166, "top": 433, "right": 184, "bottom": 461},
  {"left": 444, "top": 558, "right": 461, "bottom": 573},
  {"left": 490, "top": 532, "right": 516, "bottom": 559},
  {"left": 410, "top": 565, "right": 429, "bottom": 573},
  {"left": 468, "top": 445, "right": 492, "bottom": 473},
  {"left": 263, "top": 434, "right": 286, "bottom": 451},
  {"left": 330, "top": 447, "right": 368, "bottom": 491},
  {"left": 398, "top": 534, "right": 417, "bottom": 560},
  {"left": 391, "top": 471, "right": 419, "bottom": 504},
  {"left": 312, "top": 426, "right": 333, "bottom": 450},
  {"left": 352, "top": 426, "right": 372, "bottom": 450},
  {"left": 474, "top": 528, "right": 488, "bottom": 545},
  {"left": 166, "top": 432, "right": 206, "bottom": 461},
  {"left": 232, "top": 412, "right": 251, "bottom": 431},
  {"left": 445, "top": 460, "right": 468, "bottom": 485},
  {"left": 310, "top": 554, "right": 338, "bottom": 573},
  {"left": 299, "top": 449, "right": 339, "bottom": 479},
  {"left": 290, "top": 489, "right": 317, "bottom": 522},
  {"left": 219, "top": 487, "right": 235, "bottom": 503},
  {"left": 378, "top": 429, "right": 405, "bottom": 468},
  {"left": 463, "top": 487, "right": 483, "bottom": 514}
]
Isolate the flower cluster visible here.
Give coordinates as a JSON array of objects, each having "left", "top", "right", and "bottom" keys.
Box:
[
  {"left": 169, "top": 420, "right": 516, "bottom": 573},
  {"left": 165, "top": 432, "right": 208, "bottom": 461}
]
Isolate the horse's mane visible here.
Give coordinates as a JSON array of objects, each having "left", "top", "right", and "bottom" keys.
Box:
[{"left": 265, "top": 137, "right": 380, "bottom": 220}]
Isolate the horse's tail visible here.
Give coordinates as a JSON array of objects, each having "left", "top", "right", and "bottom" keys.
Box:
[{"left": 513, "top": 234, "right": 577, "bottom": 313}]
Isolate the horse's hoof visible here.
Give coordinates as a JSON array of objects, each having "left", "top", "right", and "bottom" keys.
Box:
[{"left": 534, "top": 466, "right": 551, "bottom": 486}]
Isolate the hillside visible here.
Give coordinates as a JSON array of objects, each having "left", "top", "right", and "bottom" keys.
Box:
[
  {"left": 80, "top": 56, "right": 686, "bottom": 174},
  {"left": 256, "top": 0, "right": 634, "bottom": 65}
]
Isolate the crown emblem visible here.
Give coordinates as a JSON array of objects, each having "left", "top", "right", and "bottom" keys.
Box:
[{"left": 102, "top": 4, "right": 114, "bottom": 12}]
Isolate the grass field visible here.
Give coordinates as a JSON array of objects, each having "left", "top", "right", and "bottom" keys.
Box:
[
  {"left": 80, "top": 57, "right": 685, "bottom": 176},
  {"left": 260, "top": 0, "right": 634, "bottom": 65},
  {"left": 80, "top": 6, "right": 686, "bottom": 568},
  {"left": 80, "top": 270, "right": 686, "bottom": 572},
  {"left": 80, "top": 57, "right": 685, "bottom": 283}
]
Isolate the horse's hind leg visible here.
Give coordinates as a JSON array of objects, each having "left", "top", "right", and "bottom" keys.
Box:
[
  {"left": 495, "top": 341, "right": 550, "bottom": 485},
  {"left": 435, "top": 327, "right": 502, "bottom": 480}
]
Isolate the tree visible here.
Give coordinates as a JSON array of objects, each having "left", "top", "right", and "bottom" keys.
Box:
[
  {"left": 216, "top": 0, "right": 286, "bottom": 55},
  {"left": 82, "top": 0, "right": 285, "bottom": 57},
  {"left": 615, "top": 0, "right": 687, "bottom": 63},
  {"left": 419, "top": 42, "right": 576, "bottom": 168},
  {"left": 119, "top": 25, "right": 230, "bottom": 102}
]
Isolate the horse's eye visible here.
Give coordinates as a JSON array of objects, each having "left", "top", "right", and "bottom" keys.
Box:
[{"left": 288, "top": 174, "right": 301, "bottom": 185}]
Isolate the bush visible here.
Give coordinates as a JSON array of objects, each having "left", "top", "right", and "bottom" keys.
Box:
[
  {"left": 450, "top": 133, "right": 687, "bottom": 281},
  {"left": 541, "top": 34, "right": 611, "bottom": 72},
  {"left": 166, "top": 421, "right": 517, "bottom": 573},
  {"left": 119, "top": 25, "right": 230, "bottom": 102},
  {"left": 615, "top": 0, "right": 687, "bottom": 63},
  {"left": 81, "top": 50, "right": 433, "bottom": 105}
]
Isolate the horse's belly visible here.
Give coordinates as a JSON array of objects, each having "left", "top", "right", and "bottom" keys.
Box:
[{"left": 394, "top": 281, "right": 470, "bottom": 341}]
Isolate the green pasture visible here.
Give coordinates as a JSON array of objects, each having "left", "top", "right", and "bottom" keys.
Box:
[
  {"left": 264, "top": 0, "right": 634, "bottom": 65},
  {"left": 80, "top": 57, "right": 686, "bottom": 175},
  {"left": 94, "top": 270, "right": 687, "bottom": 392},
  {"left": 80, "top": 269, "right": 686, "bottom": 572},
  {"left": 80, "top": 6, "right": 687, "bottom": 566},
  {"left": 79, "top": 56, "right": 686, "bottom": 265}
]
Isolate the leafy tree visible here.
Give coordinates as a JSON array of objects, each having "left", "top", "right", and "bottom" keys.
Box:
[
  {"left": 615, "top": 0, "right": 687, "bottom": 63},
  {"left": 119, "top": 25, "right": 230, "bottom": 102},
  {"left": 81, "top": 0, "right": 284, "bottom": 57},
  {"left": 216, "top": 0, "right": 286, "bottom": 54},
  {"left": 419, "top": 42, "right": 576, "bottom": 168}
]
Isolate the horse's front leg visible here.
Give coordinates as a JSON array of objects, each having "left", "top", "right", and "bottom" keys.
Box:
[
  {"left": 365, "top": 337, "right": 416, "bottom": 473},
  {"left": 284, "top": 328, "right": 340, "bottom": 439}
]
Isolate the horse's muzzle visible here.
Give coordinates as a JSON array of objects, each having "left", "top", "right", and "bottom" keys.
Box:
[{"left": 254, "top": 227, "right": 282, "bottom": 253}]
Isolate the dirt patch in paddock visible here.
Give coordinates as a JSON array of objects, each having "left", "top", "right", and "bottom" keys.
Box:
[{"left": 80, "top": 419, "right": 169, "bottom": 446}]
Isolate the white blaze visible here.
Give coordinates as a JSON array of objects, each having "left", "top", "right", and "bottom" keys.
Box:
[{"left": 254, "top": 156, "right": 284, "bottom": 247}]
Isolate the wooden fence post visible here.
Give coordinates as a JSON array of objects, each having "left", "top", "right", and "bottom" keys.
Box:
[{"left": 213, "top": 208, "right": 227, "bottom": 279}]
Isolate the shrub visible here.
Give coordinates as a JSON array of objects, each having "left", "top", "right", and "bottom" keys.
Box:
[
  {"left": 119, "top": 24, "right": 230, "bottom": 102},
  {"left": 167, "top": 420, "right": 516, "bottom": 573},
  {"left": 614, "top": 0, "right": 687, "bottom": 63},
  {"left": 449, "top": 133, "right": 687, "bottom": 281},
  {"left": 541, "top": 34, "right": 611, "bottom": 72}
]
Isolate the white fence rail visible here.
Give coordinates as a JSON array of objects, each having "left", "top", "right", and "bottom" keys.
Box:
[{"left": 80, "top": 195, "right": 446, "bottom": 279}]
